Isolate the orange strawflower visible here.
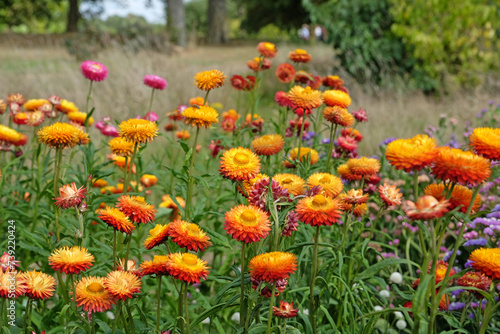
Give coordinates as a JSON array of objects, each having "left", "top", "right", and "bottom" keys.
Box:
[
  {"left": 140, "top": 174, "right": 158, "bottom": 187},
  {"left": 469, "top": 127, "right": 500, "bottom": 161},
  {"left": 75, "top": 276, "right": 116, "bottom": 312},
  {"left": 307, "top": 173, "right": 343, "bottom": 198},
  {"left": 322, "top": 75, "right": 344, "bottom": 89},
  {"left": 289, "top": 49, "right": 311, "bottom": 63},
  {"left": 182, "top": 105, "right": 219, "bottom": 128},
  {"left": 26, "top": 110, "right": 45, "bottom": 126},
  {"left": 323, "top": 90, "right": 351, "bottom": 108},
  {"left": 240, "top": 173, "right": 269, "bottom": 196},
  {"left": 194, "top": 69, "right": 226, "bottom": 91},
  {"left": 456, "top": 272, "right": 492, "bottom": 298},
  {"left": 117, "top": 195, "right": 156, "bottom": 224},
  {"left": 431, "top": 260, "right": 456, "bottom": 284},
  {"left": 104, "top": 271, "right": 142, "bottom": 300},
  {"left": 109, "top": 137, "right": 135, "bottom": 157},
  {"left": 224, "top": 205, "right": 271, "bottom": 243},
  {"left": 143, "top": 223, "right": 171, "bottom": 250},
  {"left": 116, "top": 259, "right": 143, "bottom": 276},
  {"left": 48, "top": 246, "right": 94, "bottom": 275},
  {"left": 168, "top": 220, "right": 212, "bottom": 252},
  {"left": 287, "top": 86, "right": 323, "bottom": 110},
  {"left": 159, "top": 195, "right": 186, "bottom": 219},
  {"left": 385, "top": 135, "right": 438, "bottom": 172},
  {"left": 342, "top": 189, "right": 369, "bottom": 205},
  {"left": 249, "top": 252, "right": 298, "bottom": 283},
  {"left": 284, "top": 148, "right": 319, "bottom": 168},
  {"left": 38, "top": 122, "right": 80, "bottom": 149},
  {"left": 56, "top": 99, "right": 78, "bottom": 113},
  {"left": 0, "top": 124, "right": 24, "bottom": 145},
  {"left": 337, "top": 163, "right": 362, "bottom": 181},
  {"left": 424, "top": 183, "right": 481, "bottom": 214},
  {"left": 68, "top": 111, "right": 94, "bottom": 126},
  {"left": 119, "top": 119, "right": 158, "bottom": 144},
  {"left": 322, "top": 106, "right": 355, "bottom": 127},
  {"left": 21, "top": 271, "right": 56, "bottom": 300},
  {"left": 251, "top": 134, "right": 285, "bottom": 156},
  {"left": 139, "top": 255, "right": 170, "bottom": 276},
  {"left": 98, "top": 206, "right": 136, "bottom": 234},
  {"left": 220, "top": 147, "right": 261, "bottom": 181},
  {"left": 273, "top": 301, "right": 299, "bottom": 318},
  {"left": 176, "top": 130, "right": 190, "bottom": 140},
  {"left": 164, "top": 253, "right": 209, "bottom": 284},
  {"left": 296, "top": 194, "right": 342, "bottom": 226},
  {"left": 404, "top": 195, "right": 449, "bottom": 220},
  {"left": 23, "top": 99, "right": 49, "bottom": 111},
  {"left": 276, "top": 63, "right": 296, "bottom": 83},
  {"left": 273, "top": 173, "right": 305, "bottom": 196},
  {"left": 92, "top": 179, "right": 108, "bottom": 188},
  {"left": 0, "top": 270, "right": 26, "bottom": 298},
  {"left": 378, "top": 183, "right": 403, "bottom": 206},
  {"left": 431, "top": 147, "right": 491, "bottom": 186},
  {"left": 469, "top": 248, "right": 500, "bottom": 280},
  {"left": 257, "top": 42, "right": 277, "bottom": 58},
  {"left": 347, "top": 157, "right": 380, "bottom": 178}
]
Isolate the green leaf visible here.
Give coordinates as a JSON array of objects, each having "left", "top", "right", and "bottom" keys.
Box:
[
  {"left": 355, "top": 258, "right": 417, "bottom": 281},
  {"left": 190, "top": 302, "right": 238, "bottom": 327},
  {"left": 204, "top": 227, "right": 232, "bottom": 250},
  {"left": 95, "top": 319, "right": 113, "bottom": 334}
]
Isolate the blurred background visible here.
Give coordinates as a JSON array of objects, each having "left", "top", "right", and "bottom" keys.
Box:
[{"left": 0, "top": 0, "right": 499, "bottom": 153}]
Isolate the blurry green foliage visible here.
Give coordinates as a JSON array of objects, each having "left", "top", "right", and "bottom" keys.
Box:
[
  {"left": 390, "top": 0, "right": 500, "bottom": 91},
  {"left": 256, "top": 23, "right": 291, "bottom": 42},
  {"left": 0, "top": 0, "right": 68, "bottom": 33},
  {"left": 303, "top": 0, "right": 407, "bottom": 84}
]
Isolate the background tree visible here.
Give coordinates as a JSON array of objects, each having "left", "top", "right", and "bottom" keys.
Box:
[
  {"left": 207, "top": 0, "right": 227, "bottom": 44},
  {"left": 165, "top": 0, "right": 186, "bottom": 47}
]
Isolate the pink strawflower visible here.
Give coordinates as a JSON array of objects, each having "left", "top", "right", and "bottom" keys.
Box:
[
  {"left": 54, "top": 183, "right": 87, "bottom": 209},
  {"left": 1, "top": 252, "right": 21, "bottom": 272},
  {"left": 81, "top": 60, "right": 108, "bottom": 82},
  {"left": 47, "top": 95, "right": 61, "bottom": 106},
  {"left": 135, "top": 112, "right": 159, "bottom": 122},
  {"left": 353, "top": 108, "right": 368, "bottom": 122},
  {"left": 96, "top": 117, "right": 119, "bottom": 137},
  {"left": 282, "top": 211, "right": 299, "bottom": 237},
  {"left": 144, "top": 75, "right": 167, "bottom": 90}
]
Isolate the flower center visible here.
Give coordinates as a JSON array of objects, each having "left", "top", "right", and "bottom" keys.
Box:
[
  {"left": 240, "top": 209, "right": 258, "bottom": 226},
  {"left": 319, "top": 176, "right": 331, "bottom": 184},
  {"left": 311, "top": 195, "right": 328, "bottom": 209},
  {"left": 90, "top": 64, "right": 101, "bottom": 71},
  {"left": 234, "top": 152, "right": 250, "bottom": 165},
  {"left": 187, "top": 223, "right": 201, "bottom": 235},
  {"left": 295, "top": 49, "right": 307, "bottom": 54},
  {"left": 281, "top": 178, "right": 293, "bottom": 185},
  {"left": 87, "top": 282, "right": 105, "bottom": 294},
  {"left": 264, "top": 43, "right": 274, "bottom": 50},
  {"left": 182, "top": 253, "right": 198, "bottom": 266}
]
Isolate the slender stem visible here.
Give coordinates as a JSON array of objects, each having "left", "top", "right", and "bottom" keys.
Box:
[
  {"left": 75, "top": 207, "right": 84, "bottom": 245},
  {"left": 112, "top": 302, "right": 122, "bottom": 334},
  {"left": 147, "top": 89, "right": 155, "bottom": 117},
  {"left": 325, "top": 123, "right": 338, "bottom": 172},
  {"left": 266, "top": 281, "right": 277, "bottom": 334},
  {"left": 124, "top": 234, "right": 132, "bottom": 271},
  {"left": 413, "top": 171, "right": 419, "bottom": 200},
  {"left": 178, "top": 278, "right": 184, "bottom": 334},
  {"left": 340, "top": 212, "right": 350, "bottom": 250},
  {"left": 296, "top": 117, "right": 306, "bottom": 158},
  {"left": 240, "top": 242, "right": 246, "bottom": 330},
  {"left": 309, "top": 226, "right": 320, "bottom": 334},
  {"left": 184, "top": 282, "right": 190, "bottom": 334},
  {"left": 156, "top": 277, "right": 162, "bottom": 334},
  {"left": 113, "top": 229, "right": 117, "bottom": 270},
  {"left": 122, "top": 143, "right": 138, "bottom": 271},
  {"left": 86, "top": 81, "right": 93, "bottom": 114},
  {"left": 185, "top": 127, "right": 200, "bottom": 220},
  {"left": 53, "top": 147, "right": 63, "bottom": 242},
  {"left": 23, "top": 298, "right": 33, "bottom": 333},
  {"left": 125, "top": 300, "right": 136, "bottom": 334},
  {"left": 428, "top": 221, "right": 438, "bottom": 332},
  {"left": 478, "top": 299, "right": 498, "bottom": 334}
]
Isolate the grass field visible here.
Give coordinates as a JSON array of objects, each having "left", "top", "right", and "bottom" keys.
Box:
[{"left": 0, "top": 42, "right": 497, "bottom": 155}]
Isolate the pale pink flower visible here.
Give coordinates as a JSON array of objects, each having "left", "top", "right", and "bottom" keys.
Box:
[{"left": 81, "top": 60, "right": 108, "bottom": 82}]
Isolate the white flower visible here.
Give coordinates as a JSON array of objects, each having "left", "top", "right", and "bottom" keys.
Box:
[
  {"left": 374, "top": 306, "right": 384, "bottom": 312},
  {"left": 201, "top": 317, "right": 211, "bottom": 324},
  {"left": 231, "top": 312, "right": 240, "bottom": 322},
  {"left": 389, "top": 272, "right": 403, "bottom": 284},
  {"left": 301, "top": 309, "right": 309, "bottom": 316},
  {"left": 396, "top": 319, "right": 407, "bottom": 330},
  {"left": 394, "top": 311, "right": 403, "bottom": 319},
  {"left": 106, "top": 311, "right": 115, "bottom": 320},
  {"left": 352, "top": 283, "right": 364, "bottom": 293},
  {"left": 379, "top": 290, "right": 391, "bottom": 298}
]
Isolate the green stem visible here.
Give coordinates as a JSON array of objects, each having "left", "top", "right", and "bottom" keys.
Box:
[
  {"left": 266, "top": 281, "right": 277, "bottom": 334},
  {"left": 340, "top": 212, "right": 350, "bottom": 250},
  {"left": 296, "top": 117, "right": 306, "bottom": 159},
  {"left": 325, "top": 123, "right": 338, "bottom": 173},
  {"left": 478, "top": 299, "right": 499, "bottom": 334},
  {"left": 184, "top": 282, "right": 190, "bottom": 334},
  {"left": 413, "top": 171, "right": 419, "bottom": 200},
  {"left": 240, "top": 242, "right": 247, "bottom": 330},
  {"left": 86, "top": 81, "right": 93, "bottom": 114},
  {"left": 428, "top": 221, "right": 438, "bottom": 332},
  {"left": 185, "top": 127, "right": 200, "bottom": 220},
  {"left": 24, "top": 298, "right": 33, "bottom": 334},
  {"left": 125, "top": 300, "right": 136, "bottom": 334},
  {"left": 147, "top": 89, "right": 155, "bottom": 116},
  {"left": 75, "top": 207, "right": 84, "bottom": 245},
  {"left": 112, "top": 302, "right": 122, "bottom": 334},
  {"left": 309, "top": 226, "right": 320, "bottom": 334},
  {"left": 122, "top": 143, "right": 138, "bottom": 196},
  {"left": 178, "top": 278, "right": 184, "bottom": 334},
  {"left": 156, "top": 277, "right": 162, "bottom": 334},
  {"left": 53, "top": 147, "right": 63, "bottom": 242},
  {"left": 113, "top": 229, "right": 117, "bottom": 270}
]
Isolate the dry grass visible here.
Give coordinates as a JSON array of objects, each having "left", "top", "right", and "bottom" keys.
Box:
[{"left": 0, "top": 42, "right": 496, "bottom": 155}]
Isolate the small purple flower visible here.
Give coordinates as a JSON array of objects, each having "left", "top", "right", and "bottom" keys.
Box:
[
  {"left": 463, "top": 238, "right": 488, "bottom": 247},
  {"left": 321, "top": 138, "right": 330, "bottom": 144},
  {"left": 448, "top": 302, "right": 466, "bottom": 311},
  {"left": 379, "top": 137, "right": 396, "bottom": 147},
  {"left": 489, "top": 100, "right": 494, "bottom": 105}
]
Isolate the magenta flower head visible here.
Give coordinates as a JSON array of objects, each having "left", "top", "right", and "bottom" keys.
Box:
[
  {"left": 81, "top": 60, "right": 108, "bottom": 82},
  {"left": 135, "top": 112, "right": 159, "bottom": 122},
  {"left": 144, "top": 74, "right": 167, "bottom": 90}
]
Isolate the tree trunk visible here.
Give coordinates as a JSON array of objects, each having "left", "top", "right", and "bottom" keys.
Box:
[
  {"left": 66, "top": 0, "right": 80, "bottom": 33},
  {"left": 166, "top": 0, "right": 186, "bottom": 47},
  {"left": 207, "top": 0, "right": 227, "bottom": 44}
]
